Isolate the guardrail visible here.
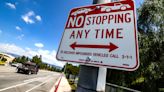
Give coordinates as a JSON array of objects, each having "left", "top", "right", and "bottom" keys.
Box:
[{"left": 106, "top": 83, "right": 141, "bottom": 92}]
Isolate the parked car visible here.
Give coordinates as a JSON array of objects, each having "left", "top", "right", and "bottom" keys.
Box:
[
  {"left": 71, "top": 8, "right": 92, "bottom": 16},
  {"left": 98, "top": 3, "right": 131, "bottom": 12},
  {"left": 17, "top": 62, "right": 39, "bottom": 75}
]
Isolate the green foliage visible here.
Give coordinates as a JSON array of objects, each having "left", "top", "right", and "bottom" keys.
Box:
[
  {"left": 13, "top": 56, "right": 29, "bottom": 63},
  {"left": 64, "top": 63, "right": 79, "bottom": 76},
  {"left": 31, "top": 55, "right": 42, "bottom": 65},
  {"left": 68, "top": 79, "right": 76, "bottom": 92},
  {"left": 138, "top": 0, "right": 164, "bottom": 33},
  {"left": 107, "top": 0, "right": 164, "bottom": 91},
  {"left": 39, "top": 63, "right": 48, "bottom": 69},
  {"left": 137, "top": 1, "right": 164, "bottom": 91}
]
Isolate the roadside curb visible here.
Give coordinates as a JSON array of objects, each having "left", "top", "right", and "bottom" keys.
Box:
[
  {"left": 54, "top": 76, "right": 62, "bottom": 92},
  {"left": 49, "top": 75, "right": 62, "bottom": 92}
]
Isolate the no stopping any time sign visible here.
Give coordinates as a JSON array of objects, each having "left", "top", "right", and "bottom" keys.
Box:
[{"left": 56, "top": 0, "right": 139, "bottom": 71}]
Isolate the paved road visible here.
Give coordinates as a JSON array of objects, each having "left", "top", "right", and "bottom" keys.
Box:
[{"left": 0, "top": 66, "right": 61, "bottom": 92}]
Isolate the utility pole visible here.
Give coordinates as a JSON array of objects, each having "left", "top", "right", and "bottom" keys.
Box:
[{"left": 76, "top": 1, "right": 112, "bottom": 92}]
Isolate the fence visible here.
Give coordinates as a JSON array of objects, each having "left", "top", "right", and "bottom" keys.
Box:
[{"left": 106, "top": 83, "right": 141, "bottom": 92}]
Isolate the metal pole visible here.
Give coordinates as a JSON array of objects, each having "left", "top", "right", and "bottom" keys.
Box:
[
  {"left": 76, "top": 65, "right": 99, "bottom": 92},
  {"left": 76, "top": 0, "right": 111, "bottom": 92},
  {"left": 63, "top": 62, "right": 68, "bottom": 78},
  {"left": 93, "top": 0, "right": 111, "bottom": 4},
  {"left": 63, "top": 62, "right": 67, "bottom": 74}
]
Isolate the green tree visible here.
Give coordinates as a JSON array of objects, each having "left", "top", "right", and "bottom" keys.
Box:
[
  {"left": 136, "top": 0, "right": 164, "bottom": 91},
  {"left": 13, "top": 56, "right": 29, "bottom": 63},
  {"left": 107, "top": 0, "right": 164, "bottom": 91},
  {"left": 65, "top": 63, "right": 79, "bottom": 76},
  {"left": 31, "top": 55, "right": 42, "bottom": 65},
  {"left": 39, "top": 63, "right": 47, "bottom": 69}
]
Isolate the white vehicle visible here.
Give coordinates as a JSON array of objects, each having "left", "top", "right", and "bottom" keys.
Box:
[
  {"left": 71, "top": 8, "right": 92, "bottom": 16},
  {"left": 11, "top": 63, "right": 22, "bottom": 67},
  {"left": 98, "top": 3, "right": 131, "bottom": 12}
]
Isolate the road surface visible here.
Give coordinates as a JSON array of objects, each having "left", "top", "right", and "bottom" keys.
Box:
[{"left": 0, "top": 66, "right": 61, "bottom": 92}]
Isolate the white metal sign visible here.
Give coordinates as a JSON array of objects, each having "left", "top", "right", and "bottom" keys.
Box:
[{"left": 57, "top": 0, "right": 139, "bottom": 71}]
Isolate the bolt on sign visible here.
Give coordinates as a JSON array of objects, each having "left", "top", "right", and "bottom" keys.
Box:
[{"left": 56, "top": 0, "right": 139, "bottom": 71}]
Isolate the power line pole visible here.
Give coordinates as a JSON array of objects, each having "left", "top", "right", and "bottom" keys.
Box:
[{"left": 76, "top": 1, "right": 112, "bottom": 92}]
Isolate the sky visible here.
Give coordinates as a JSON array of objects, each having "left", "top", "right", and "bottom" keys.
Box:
[{"left": 0, "top": 0, "right": 144, "bottom": 67}]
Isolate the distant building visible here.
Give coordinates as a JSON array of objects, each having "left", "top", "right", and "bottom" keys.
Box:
[{"left": 0, "top": 52, "right": 15, "bottom": 65}]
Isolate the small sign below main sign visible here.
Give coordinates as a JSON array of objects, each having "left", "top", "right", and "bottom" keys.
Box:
[{"left": 56, "top": 0, "right": 139, "bottom": 71}]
